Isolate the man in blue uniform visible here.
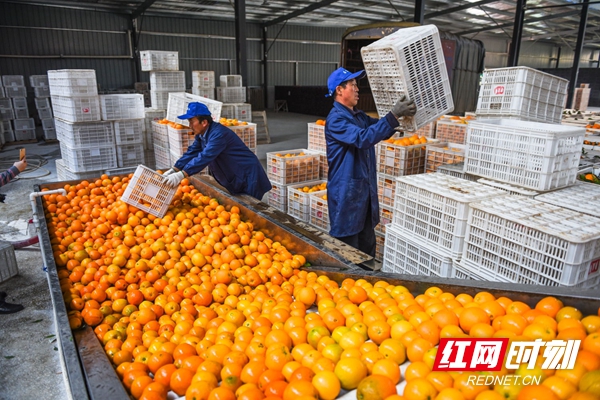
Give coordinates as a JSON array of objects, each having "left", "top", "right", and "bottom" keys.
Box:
[
  {"left": 163, "top": 102, "right": 271, "bottom": 200},
  {"left": 325, "top": 67, "right": 416, "bottom": 256}
]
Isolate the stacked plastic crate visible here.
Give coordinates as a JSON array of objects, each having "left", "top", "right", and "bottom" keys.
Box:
[
  {"left": 143, "top": 108, "right": 165, "bottom": 169},
  {"left": 50, "top": 69, "right": 117, "bottom": 179},
  {"left": 2, "top": 75, "right": 34, "bottom": 142},
  {"left": 217, "top": 75, "right": 246, "bottom": 104},
  {"left": 100, "top": 93, "right": 145, "bottom": 171},
  {"left": 265, "top": 149, "right": 320, "bottom": 220},
  {"left": 191, "top": 71, "right": 215, "bottom": 100},
  {"left": 425, "top": 115, "right": 474, "bottom": 174},
  {"left": 141, "top": 50, "right": 180, "bottom": 110},
  {"left": 31, "top": 75, "right": 55, "bottom": 140},
  {"left": 0, "top": 80, "right": 15, "bottom": 143}
]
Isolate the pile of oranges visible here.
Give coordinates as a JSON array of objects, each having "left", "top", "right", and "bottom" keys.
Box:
[
  {"left": 384, "top": 135, "right": 428, "bottom": 147},
  {"left": 220, "top": 118, "right": 249, "bottom": 127},
  {"left": 43, "top": 176, "right": 600, "bottom": 400},
  {"left": 315, "top": 120, "right": 326, "bottom": 126},
  {"left": 158, "top": 119, "right": 188, "bottom": 130}
]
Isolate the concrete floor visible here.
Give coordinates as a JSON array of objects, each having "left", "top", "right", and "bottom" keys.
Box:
[{"left": 0, "top": 110, "right": 321, "bottom": 400}]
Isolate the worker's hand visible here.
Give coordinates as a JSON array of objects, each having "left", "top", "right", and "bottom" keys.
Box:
[
  {"left": 14, "top": 159, "right": 27, "bottom": 172},
  {"left": 391, "top": 95, "right": 417, "bottom": 118},
  {"left": 162, "top": 168, "right": 175, "bottom": 177},
  {"left": 165, "top": 171, "right": 185, "bottom": 188}
]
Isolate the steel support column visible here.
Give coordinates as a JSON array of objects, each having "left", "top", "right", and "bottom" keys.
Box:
[
  {"left": 131, "top": 18, "right": 141, "bottom": 84},
  {"left": 507, "top": 0, "right": 527, "bottom": 66},
  {"left": 262, "top": 26, "right": 269, "bottom": 110},
  {"left": 568, "top": 0, "right": 589, "bottom": 106},
  {"left": 234, "top": 0, "right": 248, "bottom": 86},
  {"left": 414, "top": 0, "right": 425, "bottom": 24},
  {"left": 555, "top": 46, "right": 562, "bottom": 69}
]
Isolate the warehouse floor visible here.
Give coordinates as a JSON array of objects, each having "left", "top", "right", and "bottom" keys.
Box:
[{"left": 0, "top": 110, "right": 320, "bottom": 400}]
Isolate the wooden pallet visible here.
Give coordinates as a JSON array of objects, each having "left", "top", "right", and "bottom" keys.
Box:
[{"left": 252, "top": 111, "right": 271, "bottom": 144}]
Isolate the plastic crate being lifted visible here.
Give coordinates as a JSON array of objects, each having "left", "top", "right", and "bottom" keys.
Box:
[
  {"left": 166, "top": 92, "right": 222, "bottom": 125},
  {"left": 461, "top": 196, "right": 600, "bottom": 288},
  {"left": 393, "top": 173, "right": 507, "bottom": 259},
  {"left": 121, "top": 165, "right": 177, "bottom": 217},
  {"left": 100, "top": 94, "right": 145, "bottom": 121},
  {"left": 140, "top": 51, "right": 179, "bottom": 71},
  {"left": 464, "top": 119, "right": 585, "bottom": 191},
  {"left": 476, "top": 67, "right": 568, "bottom": 124},
  {"left": 361, "top": 25, "right": 454, "bottom": 132},
  {"left": 48, "top": 70, "right": 98, "bottom": 97}
]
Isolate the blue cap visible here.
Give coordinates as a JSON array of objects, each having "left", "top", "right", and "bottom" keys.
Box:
[
  {"left": 177, "top": 102, "right": 211, "bottom": 120},
  {"left": 326, "top": 67, "right": 366, "bottom": 97}
]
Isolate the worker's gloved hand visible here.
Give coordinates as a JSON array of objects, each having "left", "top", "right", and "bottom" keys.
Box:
[
  {"left": 162, "top": 168, "right": 175, "bottom": 177},
  {"left": 391, "top": 95, "right": 417, "bottom": 118},
  {"left": 165, "top": 171, "right": 185, "bottom": 188}
]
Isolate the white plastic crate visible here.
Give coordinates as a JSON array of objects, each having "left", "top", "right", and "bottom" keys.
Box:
[
  {"left": 34, "top": 86, "right": 50, "bottom": 98},
  {"left": 51, "top": 95, "right": 101, "bottom": 122},
  {"left": 535, "top": 182, "right": 600, "bottom": 217},
  {"left": 477, "top": 178, "right": 539, "bottom": 198},
  {"left": 59, "top": 142, "right": 117, "bottom": 172},
  {"left": 375, "top": 203, "right": 394, "bottom": 236},
  {"left": 35, "top": 98, "right": 51, "bottom": 109},
  {"left": 153, "top": 144, "right": 171, "bottom": 170},
  {"left": 151, "top": 121, "right": 170, "bottom": 148},
  {"left": 166, "top": 92, "right": 222, "bottom": 125},
  {"left": 48, "top": 70, "right": 98, "bottom": 97},
  {"left": 267, "top": 183, "right": 288, "bottom": 213},
  {"left": 451, "top": 262, "right": 477, "bottom": 280},
  {"left": 121, "top": 165, "right": 177, "bottom": 217},
  {"left": 465, "top": 119, "right": 585, "bottom": 191},
  {"left": 140, "top": 51, "right": 179, "bottom": 71},
  {"left": 267, "top": 149, "right": 320, "bottom": 185},
  {"left": 14, "top": 128, "right": 35, "bottom": 141},
  {"left": 150, "top": 90, "right": 171, "bottom": 109},
  {"left": 38, "top": 107, "right": 53, "bottom": 120},
  {"left": 0, "top": 99, "right": 11, "bottom": 109},
  {"left": 30, "top": 75, "right": 48, "bottom": 87},
  {"left": 220, "top": 103, "right": 252, "bottom": 122},
  {"left": 192, "top": 71, "right": 215, "bottom": 88},
  {"left": 14, "top": 108, "right": 29, "bottom": 119},
  {"left": 169, "top": 150, "right": 181, "bottom": 165},
  {"left": 393, "top": 173, "right": 507, "bottom": 259},
  {"left": 377, "top": 138, "right": 436, "bottom": 176},
  {"left": 0, "top": 241, "right": 19, "bottom": 283},
  {"left": 113, "top": 119, "right": 144, "bottom": 145},
  {"left": 220, "top": 75, "right": 242, "bottom": 87},
  {"left": 382, "top": 224, "right": 454, "bottom": 277},
  {"left": 44, "top": 128, "right": 57, "bottom": 141},
  {"left": 318, "top": 151, "right": 329, "bottom": 179},
  {"left": 5, "top": 86, "right": 27, "bottom": 98},
  {"left": 414, "top": 121, "right": 435, "bottom": 138},
  {"left": 230, "top": 123, "right": 257, "bottom": 150},
  {"left": 117, "top": 143, "right": 145, "bottom": 167},
  {"left": 55, "top": 159, "right": 102, "bottom": 182},
  {"left": 167, "top": 125, "right": 195, "bottom": 154},
  {"left": 3, "top": 130, "right": 15, "bottom": 143},
  {"left": 55, "top": 119, "right": 114, "bottom": 147},
  {"left": 144, "top": 108, "right": 166, "bottom": 132},
  {"left": 1, "top": 121, "right": 12, "bottom": 134},
  {"left": 309, "top": 191, "right": 330, "bottom": 232},
  {"left": 145, "top": 151, "right": 156, "bottom": 170},
  {"left": 462, "top": 196, "right": 600, "bottom": 287},
  {"left": 308, "top": 123, "right": 326, "bottom": 153},
  {"left": 287, "top": 180, "right": 327, "bottom": 222},
  {"left": 0, "top": 108, "right": 15, "bottom": 121},
  {"left": 41, "top": 119, "right": 55, "bottom": 130},
  {"left": 0, "top": 87, "right": 3, "bottom": 98},
  {"left": 216, "top": 87, "right": 246, "bottom": 104},
  {"left": 150, "top": 71, "right": 185, "bottom": 92},
  {"left": 13, "top": 118, "right": 34, "bottom": 131},
  {"left": 476, "top": 67, "right": 568, "bottom": 124},
  {"left": 377, "top": 173, "right": 397, "bottom": 207},
  {"left": 12, "top": 97, "right": 27, "bottom": 109},
  {"left": 192, "top": 88, "right": 215, "bottom": 99},
  {"left": 100, "top": 94, "right": 145, "bottom": 120},
  {"left": 436, "top": 119, "right": 469, "bottom": 144},
  {"left": 436, "top": 162, "right": 477, "bottom": 181},
  {"left": 361, "top": 25, "right": 453, "bottom": 132},
  {"left": 425, "top": 143, "right": 466, "bottom": 173},
  {"left": 375, "top": 234, "right": 385, "bottom": 262},
  {"left": 2, "top": 75, "right": 25, "bottom": 87}
]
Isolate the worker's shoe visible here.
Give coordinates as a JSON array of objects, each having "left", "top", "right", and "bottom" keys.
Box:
[{"left": 0, "top": 299, "right": 24, "bottom": 314}]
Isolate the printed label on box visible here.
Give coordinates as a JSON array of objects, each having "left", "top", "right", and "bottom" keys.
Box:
[
  {"left": 590, "top": 258, "right": 600, "bottom": 275},
  {"left": 492, "top": 85, "right": 505, "bottom": 95}
]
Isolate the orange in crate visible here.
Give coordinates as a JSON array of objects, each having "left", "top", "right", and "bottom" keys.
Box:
[{"left": 121, "top": 165, "right": 177, "bottom": 218}]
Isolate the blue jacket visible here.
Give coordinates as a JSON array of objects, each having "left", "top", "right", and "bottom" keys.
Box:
[
  {"left": 174, "top": 122, "right": 271, "bottom": 200},
  {"left": 325, "top": 101, "right": 399, "bottom": 237}
]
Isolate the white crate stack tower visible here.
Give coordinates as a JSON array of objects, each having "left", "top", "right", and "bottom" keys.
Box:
[
  {"left": 0, "top": 78, "right": 15, "bottom": 144},
  {"left": 30, "top": 75, "right": 55, "bottom": 141},
  {"left": 217, "top": 74, "right": 256, "bottom": 154},
  {"left": 192, "top": 71, "right": 216, "bottom": 100},
  {"left": 49, "top": 69, "right": 118, "bottom": 180},
  {"left": 1, "top": 75, "right": 33, "bottom": 142}
]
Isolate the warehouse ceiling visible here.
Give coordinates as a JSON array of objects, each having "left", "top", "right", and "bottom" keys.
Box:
[{"left": 11, "top": 0, "right": 600, "bottom": 47}]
